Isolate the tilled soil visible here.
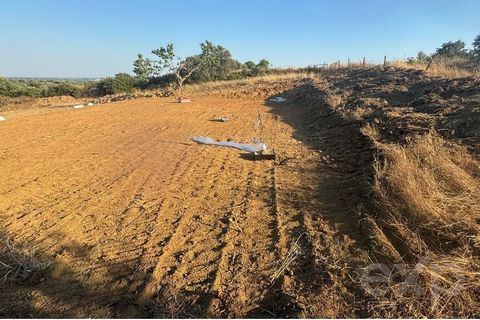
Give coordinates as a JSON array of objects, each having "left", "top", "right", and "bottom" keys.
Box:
[
  {"left": 1, "top": 70, "right": 479, "bottom": 317},
  {"left": 0, "top": 89, "right": 371, "bottom": 317}
]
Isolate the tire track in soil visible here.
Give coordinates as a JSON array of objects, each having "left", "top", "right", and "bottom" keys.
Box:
[
  {"left": 133, "top": 116, "right": 245, "bottom": 261},
  {"left": 264, "top": 87, "right": 376, "bottom": 317},
  {"left": 87, "top": 145, "right": 206, "bottom": 282},
  {"left": 136, "top": 150, "right": 233, "bottom": 307},
  {"left": 195, "top": 106, "right": 301, "bottom": 318},
  {"left": 5, "top": 133, "right": 159, "bottom": 248},
  {"left": 29, "top": 151, "right": 199, "bottom": 310},
  {"left": 207, "top": 162, "right": 280, "bottom": 317}
]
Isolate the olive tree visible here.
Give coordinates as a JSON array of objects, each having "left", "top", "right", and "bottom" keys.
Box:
[{"left": 151, "top": 44, "right": 202, "bottom": 91}]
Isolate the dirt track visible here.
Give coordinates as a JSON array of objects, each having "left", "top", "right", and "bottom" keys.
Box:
[{"left": 0, "top": 80, "right": 380, "bottom": 317}]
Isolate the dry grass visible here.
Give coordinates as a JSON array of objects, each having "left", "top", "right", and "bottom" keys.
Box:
[
  {"left": 365, "top": 254, "right": 480, "bottom": 318},
  {"left": 183, "top": 72, "right": 318, "bottom": 93},
  {"left": 270, "top": 233, "right": 307, "bottom": 284},
  {"left": 324, "top": 92, "right": 344, "bottom": 109},
  {"left": 391, "top": 59, "right": 479, "bottom": 79},
  {"left": 374, "top": 133, "right": 480, "bottom": 248},
  {"left": 0, "top": 238, "right": 51, "bottom": 284},
  {"left": 362, "top": 132, "right": 480, "bottom": 317}
]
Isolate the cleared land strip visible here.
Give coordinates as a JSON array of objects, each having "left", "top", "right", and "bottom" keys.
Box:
[{"left": 0, "top": 86, "right": 374, "bottom": 317}]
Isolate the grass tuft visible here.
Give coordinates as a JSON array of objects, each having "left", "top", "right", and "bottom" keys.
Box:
[{"left": 0, "top": 238, "right": 51, "bottom": 284}]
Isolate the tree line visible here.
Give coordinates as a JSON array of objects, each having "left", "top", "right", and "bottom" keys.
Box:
[
  {"left": 407, "top": 34, "right": 480, "bottom": 64},
  {"left": 132, "top": 41, "right": 271, "bottom": 90},
  {"left": 0, "top": 41, "right": 271, "bottom": 98}
]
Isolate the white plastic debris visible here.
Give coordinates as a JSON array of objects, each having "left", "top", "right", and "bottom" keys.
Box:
[
  {"left": 87, "top": 102, "right": 94, "bottom": 106},
  {"left": 0, "top": 116, "right": 6, "bottom": 121},
  {"left": 192, "top": 136, "right": 267, "bottom": 153},
  {"left": 270, "top": 97, "right": 287, "bottom": 103},
  {"left": 178, "top": 97, "right": 191, "bottom": 103},
  {"left": 73, "top": 104, "right": 85, "bottom": 109},
  {"left": 209, "top": 117, "right": 229, "bottom": 122}
]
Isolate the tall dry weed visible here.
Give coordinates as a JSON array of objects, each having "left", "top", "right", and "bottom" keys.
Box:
[
  {"left": 374, "top": 133, "right": 480, "bottom": 250},
  {"left": 362, "top": 132, "right": 480, "bottom": 317}
]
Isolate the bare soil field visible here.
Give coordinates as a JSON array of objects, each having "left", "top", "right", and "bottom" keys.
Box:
[{"left": 1, "top": 68, "right": 479, "bottom": 318}]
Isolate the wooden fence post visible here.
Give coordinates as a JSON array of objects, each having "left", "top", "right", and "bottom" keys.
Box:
[
  {"left": 384, "top": 56, "right": 387, "bottom": 68},
  {"left": 425, "top": 57, "right": 434, "bottom": 71},
  {"left": 348, "top": 58, "right": 350, "bottom": 68},
  {"left": 363, "top": 57, "right": 366, "bottom": 68}
]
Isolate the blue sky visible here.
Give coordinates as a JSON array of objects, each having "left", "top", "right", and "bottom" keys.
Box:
[{"left": 1, "top": 0, "right": 479, "bottom": 78}]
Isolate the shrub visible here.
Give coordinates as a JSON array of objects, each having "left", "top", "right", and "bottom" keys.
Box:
[
  {"left": 44, "top": 82, "right": 81, "bottom": 97},
  {"left": 0, "top": 77, "right": 83, "bottom": 97},
  {"left": 87, "top": 73, "right": 138, "bottom": 96}
]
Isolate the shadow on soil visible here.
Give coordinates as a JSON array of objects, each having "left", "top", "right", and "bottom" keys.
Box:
[
  {"left": 0, "top": 230, "right": 153, "bottom": 318},
  {"left": 266, "top": 82, "right": 376, "bottom": 242},
  {"left": 259, "top": 82, "right": 377, "bottom": 317}
]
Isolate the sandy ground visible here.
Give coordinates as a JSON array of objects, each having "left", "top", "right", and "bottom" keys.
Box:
[
  {"left": 0, "top": 89, "right": 373, "bottom": 317},
  {"left": 2, "top": 69, "right": 478, "bottom": 317}
]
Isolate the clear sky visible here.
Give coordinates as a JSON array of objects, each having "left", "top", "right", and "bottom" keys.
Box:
[{"left": 1, "top": 0, "right": 479, "bottom": 78}]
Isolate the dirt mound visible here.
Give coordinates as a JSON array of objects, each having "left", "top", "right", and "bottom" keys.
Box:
[
  {"left": 320, "top": 67, "right": 480, "bottom": 153},
  {"left": 313, "top": 68, "right": 480, "bottom": 317}
]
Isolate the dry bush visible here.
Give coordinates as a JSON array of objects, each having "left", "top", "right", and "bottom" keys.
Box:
[
  {"left": 0, "top": 238, "right": 51, "bottom": 284},
  {"left": 362, "top": 133, "right": 480, "bottom": 317},
  {"left": 324, "top": 92, "right": 344, "bottom": 109},
  {"left": 360, "top": 123, "right": 381, "bottom": 141}
]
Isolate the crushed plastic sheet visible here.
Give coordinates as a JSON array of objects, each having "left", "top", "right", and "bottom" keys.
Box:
[{"left": 192, "top": 136, "right": 267, "bottom": 153}]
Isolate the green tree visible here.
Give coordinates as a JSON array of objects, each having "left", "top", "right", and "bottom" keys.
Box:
[
  {"left": 133, "top": 54, "right": 153, "bottom": 84},
  {"left": 473, "top": 34, "right": 480, "bottom": 58},
  {"left": 255, "top": 59, "right": 270, "bottom": 75},
  {"left": 257, "top": 59, "right": 270, "bottom": 70},
  {"left": 434, "top": 40, "right": 468, "bottom": 58},
  {"left": 190, "top": 41, "right": 242, "bottom": 82},
  {"left": 151, "top": 44, "right": 203, "bottom": 90},
  {"left": 407, "top": 51, "right": 432, "bottom": 64},
  {"left": 244, "top": 61, "right": 256, "bottom": 69}
]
